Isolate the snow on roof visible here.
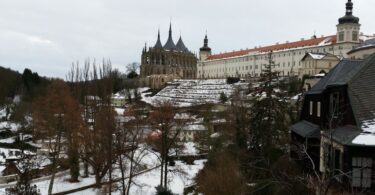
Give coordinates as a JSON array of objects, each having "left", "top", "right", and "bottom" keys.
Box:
[
  {"left": 351, "top": 119, "right": 375, "bottom": 146},
  {"left": 291, "top": 93, "right": 302, "bottom": 100},
  {"left": 309, "top": 53, "right": 326, "bottom": 60},
  {"left": 362, "top": 119, "right": 375, "bottom": 134},
  {"left": 115, "top": 108, "right": 125, "bottom": 115},
  {"left": 183, "top": 124, "right": 207, "bottom": 131},
  {"left": 352, "top": 134, "right": 375, "bottom": 146},
  {"left": 210, "top": 132, "right": 221, "bottom": 138},
  {"left": 314, "top": 73, "right": 326, "bottom": 77},
  {"left": 174, "top": 113, "right": 195, "bottom": 120},
  {"left": 111, "top": 94, "right": 126, "bottom": 100}
]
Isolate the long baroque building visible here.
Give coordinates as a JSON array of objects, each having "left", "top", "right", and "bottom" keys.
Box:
[
  {"left": 140, "top": 24, "right": 197, "bottom": 89},
  {"left": 198, "top": 0, "right": 373, "bottom": 79}
]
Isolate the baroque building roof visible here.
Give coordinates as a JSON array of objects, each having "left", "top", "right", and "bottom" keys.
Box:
[
  {"left": 206, "top": 35, "right": 337, "bottom": 60},
  {"left": 338, "top": 0, "right": 360, "bottom": 25},
  {"left": 200, "top": 34, "right": 211, "bottom": 52}
]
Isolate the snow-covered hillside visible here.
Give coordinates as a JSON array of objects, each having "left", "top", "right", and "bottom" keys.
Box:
[{"left": 142, "top": 79, "right": 247, "bottom": 107}]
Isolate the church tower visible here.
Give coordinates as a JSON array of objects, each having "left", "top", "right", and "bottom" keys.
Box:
[
  {"left": 337, "top": 0, "right": 360, "bottom": 44},
  {"left": 199, "top": 33, "right": 212, "bottom": 61}
]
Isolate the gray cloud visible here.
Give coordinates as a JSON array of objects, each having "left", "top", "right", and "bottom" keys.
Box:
[{"left": 0, "top": 0, "right": 374, "bottom": 78}]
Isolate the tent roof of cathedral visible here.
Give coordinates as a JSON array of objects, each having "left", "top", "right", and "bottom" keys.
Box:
[
  {"left": 154, "top": 30, "right": 163, "bottom": 49},
  {"left": 176, "top": 36, "right": 189, "bottom": 52},
  {"left": 206, "top": 35, "right": 337, "bottom": 61},
  {"left": 164, "top": 37, "right": 176, "bottom": 50},
  {"left": 163, "top": 24, "right": 176, "bottom": 50}
]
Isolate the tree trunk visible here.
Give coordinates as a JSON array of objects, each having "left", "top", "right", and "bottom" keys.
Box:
[
  {"left": 126, "top": 151, "right": 135, "bottom": 195},
  {"left": 163, "top": 155, "right": 168, "bottom": 189},
  {"left": 83, "top": 160, "right": 89, "bottom": 177},
  {"left": 119, "top": 155, "right": 126, "bottom": 195},
  {"left": 95, "top": 172, "right": 102, "bottom": 188},
  {"left": 48, "top": 164, "right": 57, "bottom": 195}
]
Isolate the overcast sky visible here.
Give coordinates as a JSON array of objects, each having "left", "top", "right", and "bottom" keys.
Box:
[{"left": 0, "top": 0, "right": 374, "bottom": 78}]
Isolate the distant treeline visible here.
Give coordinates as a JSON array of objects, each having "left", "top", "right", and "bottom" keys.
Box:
[
  {"left": 0, "top": 66, "right": 49, "bottom": 106},
  {"left": 0, "top": 64, "right": 140, "bottom": 107}
]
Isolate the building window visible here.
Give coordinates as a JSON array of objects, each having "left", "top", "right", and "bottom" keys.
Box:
[
  {"left": 352, "top": 157, "right": 372, "bottom": 188},
  {"left": 352, "top": 31, "right": 358, "bottom": 41},
  {"left": 339, "top": 32, "right": 344, "bottom": 41},
  {"left": 330, "top": 92, "right": 340, "bottom": 118},
  {"left": 309, "top": 101, "right": 313, "bottom": 115},
  {"left": 317, "top": 102, "right": 321, "bottom": 117}
]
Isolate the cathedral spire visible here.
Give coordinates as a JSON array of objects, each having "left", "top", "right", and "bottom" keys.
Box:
[
  {"left": 164, "top": 22, "right": 176, "bottom": 50},
  {"left": 154, "top": 29, "right": 163, "bottom": 49},
  {"left": 169, "top": 22, "right": 172, "bottom": 38}
]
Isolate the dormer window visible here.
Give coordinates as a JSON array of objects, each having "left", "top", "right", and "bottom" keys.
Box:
[{"left": 330, "top": 92, "right": 340, "bottom": 118}]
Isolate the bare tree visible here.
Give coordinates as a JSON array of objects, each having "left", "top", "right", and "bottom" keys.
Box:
[
  {"left": 149, "top": 100, "right": 189, "bottom": 191},
  {"left": 114, "top": 106, "right": 149, "bottom": 195},
  {"left": 32, "top": 80, "right": 83, "bottom": 194}
]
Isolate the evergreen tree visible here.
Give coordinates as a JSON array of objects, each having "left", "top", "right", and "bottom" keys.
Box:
[
  {"left": 219, "top": 92, "right": 228, "bottom": 103},
  {"left": 249, "top": 51, "right": 290, "bottom": 157}
]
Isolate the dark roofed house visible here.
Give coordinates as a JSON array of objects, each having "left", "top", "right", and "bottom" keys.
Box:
[{"left": 290, "top": 54, "right": 375, "bottom": 192}]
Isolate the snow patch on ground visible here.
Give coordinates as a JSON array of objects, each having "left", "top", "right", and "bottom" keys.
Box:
[
  {"left": 0, "top": 137, "right": 16, "bottom": 144},
  {"left": 0, "top": 108, "right": 6, "bottom": 119},
  {"left": 72, "top": 159, "right": 205, "bottom": 195},
  {"left": 0, "top": 122, "right": 21, "bottom": 132}
]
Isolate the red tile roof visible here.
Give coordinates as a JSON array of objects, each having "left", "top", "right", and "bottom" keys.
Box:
[{"left": 206, "top": 35, "right": 337, "bottom": 60}]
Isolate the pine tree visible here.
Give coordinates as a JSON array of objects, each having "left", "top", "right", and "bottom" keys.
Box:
[{"left": 249, "top": 51, "right": 290, "bottom": 158}]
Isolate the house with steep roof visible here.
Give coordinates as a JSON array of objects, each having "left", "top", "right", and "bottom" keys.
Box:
[{"left": 290, "top": 53, "right": 375, "bottom": 191}]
